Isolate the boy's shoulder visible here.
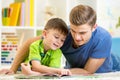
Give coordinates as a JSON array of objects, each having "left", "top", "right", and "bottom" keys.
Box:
[
  {"left": 50, "top": 49, "right": 62, "bottom": 58},
  {"left": 31, "top": 39, "right": 42, "bottom": 46}
]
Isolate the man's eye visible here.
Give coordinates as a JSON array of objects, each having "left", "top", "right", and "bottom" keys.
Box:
[
  {"left": 71, "top": 29, "right": 75, "bottom": 33},
  {"left": 80, "top": 32, "right": 85, "bottom": 35}
]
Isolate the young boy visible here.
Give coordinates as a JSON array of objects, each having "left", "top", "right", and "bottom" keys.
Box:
[{"left": 21, "top": 18, "right": 71, "bottom": 76}]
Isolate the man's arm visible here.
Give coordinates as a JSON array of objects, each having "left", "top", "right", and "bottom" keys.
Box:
[
  {"left": 10, "top": 36, "right": 41, "bottom": 73},
  {"left": 69, "top": 58, "right": 105, "bottom": 75}
]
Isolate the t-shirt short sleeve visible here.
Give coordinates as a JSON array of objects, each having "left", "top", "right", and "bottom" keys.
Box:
[
  {"left": 49, "top": 49, "right": 62, "bottom": 68},
  {"left": 90, "top": 36, "right": 112, "bottom": 58},
  {"left": 29, "top": 40, "right": 42, "bottom": 62}
]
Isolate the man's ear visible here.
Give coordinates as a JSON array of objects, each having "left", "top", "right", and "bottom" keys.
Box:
[{"left": 92, "top": 24, "right": 97, "bottom": 32}]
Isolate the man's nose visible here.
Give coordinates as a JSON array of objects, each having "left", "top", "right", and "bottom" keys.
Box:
[{"left": 75, "top": 34, "right": 82, "bottom": 40}]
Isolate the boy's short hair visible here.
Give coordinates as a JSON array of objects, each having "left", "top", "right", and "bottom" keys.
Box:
[
  {"left": 69, "top": 5, "right": 96, "bottom": 27},
  {"left": 44, "top": 18, "right": 68, "bottom": 36}
]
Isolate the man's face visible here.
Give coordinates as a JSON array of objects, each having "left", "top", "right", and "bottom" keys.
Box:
[{"left": 70, "top": 23, "right": 95, "bottom": 47}]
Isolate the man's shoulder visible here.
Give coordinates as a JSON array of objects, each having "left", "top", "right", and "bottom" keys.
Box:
[
  {"left": 97, "top": 27, "right": 110, "bottom": 34},
  {"left": 91, "top": 26, "right": 112, "bottom": 47},
  {"left": 93, "top": 26, "right": 111, "bottom": 40}
]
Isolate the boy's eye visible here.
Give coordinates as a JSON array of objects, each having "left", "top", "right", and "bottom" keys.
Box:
[
  {"left": 61, "top": 39, "right": 65, "bottom": 42},
  {"left": 55, "top": 36, "right": 59, "bottom": 39}
]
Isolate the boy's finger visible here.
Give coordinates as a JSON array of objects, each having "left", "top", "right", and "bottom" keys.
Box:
[{"left": 21, "top": 63, "right": 29, "bottom": 66}]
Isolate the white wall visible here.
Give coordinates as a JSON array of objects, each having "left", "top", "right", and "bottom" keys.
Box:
[
  {"left": 97, "top": 0, "right": 120, "bottom": 37},
  {"left": 2, "top": 0, "right": 14, "bottom": 8},
  {"left": 35, "top": 0, "right": 67, "bottom": 26}
]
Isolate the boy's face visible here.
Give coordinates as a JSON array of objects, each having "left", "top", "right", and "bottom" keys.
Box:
[
  {"left": 43, "top": 29, "right": 66, "bottom": 51},
  {"left": 70, "top": 23, "right": 96, "bottom": 47}
]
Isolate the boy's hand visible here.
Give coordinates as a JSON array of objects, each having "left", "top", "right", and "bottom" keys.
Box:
[
  {"left": 58, "top": 69, "right": 72, "bottom": 76},
  {"left": 21, "top": 63, "right": 42, "bottom": 76},
  {"left": 21, "top": 63, "right": 32, "bottom": 75}
]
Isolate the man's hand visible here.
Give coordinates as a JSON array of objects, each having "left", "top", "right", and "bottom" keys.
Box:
[{"left": 0, "top": 69, "right": 14, "bottom": 75}]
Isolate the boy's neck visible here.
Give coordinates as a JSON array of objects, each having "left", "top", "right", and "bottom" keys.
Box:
[{"left": 43, "top": 40, "right": 49, "bottom": 53}]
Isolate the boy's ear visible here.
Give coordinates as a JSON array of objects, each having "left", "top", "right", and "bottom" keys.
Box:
[{"left": 42, "top": 30, "right": 47, "bottom": 38}]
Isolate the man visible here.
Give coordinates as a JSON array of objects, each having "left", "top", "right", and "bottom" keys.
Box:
[
  {"left": 61, "top": 5, "right": 112, "bottom": 74},
  {"left": 1, "top": 5, "right": 112, "bottom": 75}
]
